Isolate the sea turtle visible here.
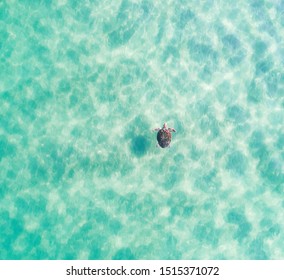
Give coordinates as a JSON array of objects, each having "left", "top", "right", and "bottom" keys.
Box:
[{"left": 154, "top": 123, "right": 176, "bottom": 148}]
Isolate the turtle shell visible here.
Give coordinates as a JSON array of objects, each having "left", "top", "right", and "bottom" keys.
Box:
[{"left": 157, "top": 129, "right": 172, "bottom": 148}]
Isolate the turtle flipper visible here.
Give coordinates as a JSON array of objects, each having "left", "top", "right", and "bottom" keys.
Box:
[
  {"left": 153, "top": 128, "right": 161, "bottom": 131},
  {"left": 169, "top": 128, "right": 176, "bottom": 132}
]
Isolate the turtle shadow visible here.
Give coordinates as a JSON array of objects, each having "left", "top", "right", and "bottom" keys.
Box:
[{"left": 130, "top": 135, "right": 150, "bottom": 157}]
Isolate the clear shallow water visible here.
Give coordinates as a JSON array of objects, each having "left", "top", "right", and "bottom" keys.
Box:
[{"left": 0, "top": 0, "right": 283, "bottom": 259}]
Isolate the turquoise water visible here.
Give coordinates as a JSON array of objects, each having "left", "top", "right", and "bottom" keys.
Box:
[{"left": 0, "top": 0, "right": 283, "bottom": 260}]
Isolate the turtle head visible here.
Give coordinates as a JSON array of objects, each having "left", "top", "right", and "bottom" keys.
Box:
[{"left": 163, "top": 123, "right": 167, "bottom": 129}]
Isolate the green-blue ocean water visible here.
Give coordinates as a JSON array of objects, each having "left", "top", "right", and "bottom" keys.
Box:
[{"left": 0, "top": 0, "right": 283, "bottom": 259}]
